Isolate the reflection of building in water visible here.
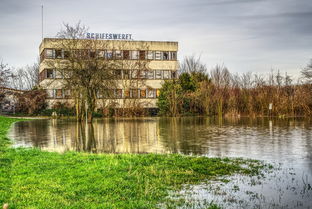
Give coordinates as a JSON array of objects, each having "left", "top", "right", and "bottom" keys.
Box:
[{"left": 42, "top": 118, "right": 166, "bottom": 153}]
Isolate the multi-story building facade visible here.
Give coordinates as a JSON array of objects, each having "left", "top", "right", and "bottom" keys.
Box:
[{"left": 39, "top": 38, "right": 178, "bottom": 110}]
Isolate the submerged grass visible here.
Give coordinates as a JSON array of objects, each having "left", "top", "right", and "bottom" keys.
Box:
[{"left": 0, "top": 116, "right": 266, "bottom": 208}]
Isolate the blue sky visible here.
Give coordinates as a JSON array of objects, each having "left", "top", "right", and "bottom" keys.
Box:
[{"left": 0, "top": 0, "right": 311, "bottom": 77}]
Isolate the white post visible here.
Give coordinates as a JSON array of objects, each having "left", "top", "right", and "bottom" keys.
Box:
[{"left": 269, "top": 103, "right": 273, "bottom": 117}]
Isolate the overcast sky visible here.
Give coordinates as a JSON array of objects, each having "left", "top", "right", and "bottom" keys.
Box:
[{"left": 0, "top": 0, "right": 311, "bottom": 76}]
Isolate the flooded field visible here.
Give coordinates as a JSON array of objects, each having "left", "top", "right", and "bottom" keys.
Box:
[{"left": 8, "top": 117, "right": 312, "bottom": 208}]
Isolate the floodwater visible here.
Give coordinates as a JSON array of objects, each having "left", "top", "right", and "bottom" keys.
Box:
[{"left": 8, "top": 117, "right": 312, "bottom": 208}]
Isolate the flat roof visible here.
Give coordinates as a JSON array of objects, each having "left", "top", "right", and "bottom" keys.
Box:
[
  {"left": 40, "top": 37, "right": 178, "bottom": 48},
  {"left": 39, "top": 38, "right": 178, "bottom": 53}
]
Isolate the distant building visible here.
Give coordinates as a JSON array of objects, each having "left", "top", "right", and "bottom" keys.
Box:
[{"left": 38, "top": 38, "right": 179, "bottom": 109}]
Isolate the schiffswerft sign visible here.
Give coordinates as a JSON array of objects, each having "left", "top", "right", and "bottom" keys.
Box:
[{"left": 86, "top": 33, "right": 132, "bottom": 40}]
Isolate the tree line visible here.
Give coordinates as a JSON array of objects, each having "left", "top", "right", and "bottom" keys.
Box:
[
  {"left": 1, "top": 53, "right": 312, "bottom": 119},
  {"left": 157, "top": 56, "right": 312, "bottom": 117}
]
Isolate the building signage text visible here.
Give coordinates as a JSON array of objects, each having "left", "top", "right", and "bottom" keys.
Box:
[{"left": 86, "top": 33, "right": 132, "bottom": 40}]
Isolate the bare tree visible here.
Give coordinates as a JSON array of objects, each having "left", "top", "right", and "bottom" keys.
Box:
[
  {"left": 42, "top": 22, "right": 115, "bottom": 121},
  {"left": 56, "top": 21, "right": 88, "bottom": 39},
  {"left": 210, "top": 65, "right": 231, "bottom": 117},
  {"left": 10, "top": 61, "right": 39, "bottom": 90},
  {"left": 301, "top": 59, "right": 312, "bottom": 84},
  {"left": 179, "top": 55, "right": 207, "bottom": 74},
  {"left": 25, "top": 61, "right": 39, "bottom": 89},
  {"left": 0, "top": 60, "right": 14, "bottom": 105},
  {"left": 0, "top": 60, "right": 13, "bottom": 88}
]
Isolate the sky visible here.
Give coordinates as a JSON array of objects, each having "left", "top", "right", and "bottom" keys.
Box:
[{"left": 0, "top": 0, "right": 311, "bottom": 77}]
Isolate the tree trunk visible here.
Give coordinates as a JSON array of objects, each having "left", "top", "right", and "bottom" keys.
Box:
[{"left": 218, "top": 97, "right": 223, "bottom": 118}]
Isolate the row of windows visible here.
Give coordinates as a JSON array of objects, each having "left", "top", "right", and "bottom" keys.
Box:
[
  {"left": 40, "top": 69, "right": 177, "bottom": 81},
  {"left": 47, "top": 89, "right": 71, "bottom": 99},
  {"left": 46, "top": 89, "right": 160, "bottom": 99},
  {"left": 41, "top": 49, "right": 177, "bottom": 62}
]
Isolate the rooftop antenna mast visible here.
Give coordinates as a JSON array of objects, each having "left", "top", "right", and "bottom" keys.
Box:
[{"left": 41, "top": 1, "right": 44, "bottom": 40}]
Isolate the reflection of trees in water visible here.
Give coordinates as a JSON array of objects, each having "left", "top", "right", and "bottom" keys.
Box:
[
  {"left": 158, "top": 117, "right": 214, "bottom": 155},
  {"left": 10, "top": 120, "right": 50, "bottom": 147},
  {"left": 10, "top": 117, "right": 312, "bottom": 160},
  {"left": 69, "top": 118, "right": 162, "bottom": 153},
  {"left": 74, "top": 122, "right": 97, "bottom": 153},
  {"left": 157, "top": 117, "right": 312, "bottom": 157}
]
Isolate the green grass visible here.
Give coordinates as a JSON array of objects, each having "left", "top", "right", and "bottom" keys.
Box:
[{"left": 0, "top": 116, "right": 266, "bottom": 209}]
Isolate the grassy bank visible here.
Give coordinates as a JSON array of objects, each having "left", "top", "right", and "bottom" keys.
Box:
[{"left": 0, "top": 116, "right": 267, "bottom": 209}]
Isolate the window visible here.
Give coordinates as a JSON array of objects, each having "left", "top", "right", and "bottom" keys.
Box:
[
  {"left": 56, "top": 89, "right": 63, "bottom": 98},
  {"left": 163, "top": 70, "right": 170, "bottom": 79},
  {"left": 106, "top": 50, "right": 113, "bottom": 59},
  {"left": 98, "top": 50, "right": 105, "bottom": 58},
  {"left": 55, "top": 70, "right": 63, "bottom": 79},
  {"left": 46, "top": 69, "right": 55, "bottom": 79},
  {"left": 139, "top": 51, "right": 146, "bottom": 60},
  {"left": 139, "top": 70, "right": 147, "bottom": 79},
  {"left": 39, "top": 71, "right": 45, "bottom": 81},
  {"left": 73, "top": 50, "right": 79, "bottom": 58},
  {"left": 115, "top": 89, "right": 122, "bottom": 98},
  {"left": 64, "top": 51, "right": 70, "bottom": 59},
  {"left": 64, "top": 90, "right": 71, "bottom": 98},
  {"left": 163, "top": 52, "right": 169, "bottom": 60},
  {"left": 131, "top": 70, "right": 138, "bottom": 79},
  {"left": 123, "top": 70, "right": 130, "bottom": 79},
  {"left": 75, "top": 50, "right": 88, "bottom": 59},
  {"left": 170, "top": 51, "right": 177, "bottom": 60},
  {"left": 89, "top": 50, "right": 96, "bottom": 58},
  {"left": 102, "top": 89, "right": 113, "bottom": 98},
  {"left": 115, "top": 50, "right": 123, "bottom": 59},
  {"left": 124, "top": 89, "right": 130, "bottom": 98},
  {"left": 140, "top": 89, "right": 146, "bottom": 98},
  {"left": 155, "top": 51, "right": 162, "bottom": 60},
  {"left": 55, "top": 49, "right": 63, "bottom": 59},
  {"left": 156, "top": 89, "right": 161, "bottom": 98},
  {"left": 108, "top": 70, "right": 114, "bottom": 78},
  {"left": 46, "top": 89, "right": 54, "bottom": 98},
  {"left": 147, "top": 89, "right": 155, "bottom": 98},
  {"left": 147, "top": 71, "right": 154, "bottom": 79},
  {"left": 123, "top": 50, "right": 130, "bottom": 59},
  {"left": 114, "top": 70, "right": 122, "bottom": 79},
  {"left": 46, "top": 49, "right": 54, "bottom": 59},
  {"left": 63, "top": 70, "right": 72, "bottom": 78},
  {"left": 155, "top": 70, "right": 162, "bottom": 79},
  {"left": 131, "top": 89, "right": 139, "bottom": 98},
  {"left": 147, "top": 51, "right": 154, "bottom": 60},
  {"left": 131, "top": 51, "right": 139, "bottom": 60},
  {"left": 172, "top": 71, "right": 177, "bottom": 79},
  {"left": 97, "top": 91, "right": 103, "bottom": 99}
]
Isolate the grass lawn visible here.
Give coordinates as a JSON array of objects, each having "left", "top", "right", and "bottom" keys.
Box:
[{"left": 0, "top": 116, "right": 267, "bottom": 209}]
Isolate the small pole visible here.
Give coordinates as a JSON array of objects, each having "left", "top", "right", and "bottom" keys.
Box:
[
  {"left": 269, "top": 103, "right": 273, "bottom": 118},
  {"left": 41, "top": 3, "right": 43, "bottom": 40}
]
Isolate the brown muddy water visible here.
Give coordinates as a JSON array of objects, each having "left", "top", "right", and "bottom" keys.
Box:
[{"left": 8, "top": 117, "right": 312, "bottom": 208}]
